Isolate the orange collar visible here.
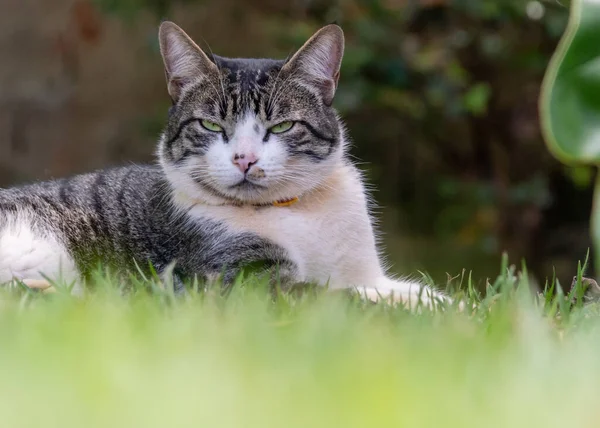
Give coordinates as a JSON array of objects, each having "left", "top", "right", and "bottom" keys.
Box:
[
  {"left": 181, "top": 192, "right": 300, "bottom": 209},
  {"left": 269, "top": 196, "right": 300, "bottom": 207}
]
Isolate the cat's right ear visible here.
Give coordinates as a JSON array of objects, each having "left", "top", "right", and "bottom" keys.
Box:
[{"left": 158, "top": 21, "right": 217, "bottom": 103}]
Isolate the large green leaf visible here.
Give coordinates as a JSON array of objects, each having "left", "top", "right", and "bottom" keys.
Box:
[
  {"left": 541, "top": 0, "right": 600, "bottom": 163},
  {"left": 541, "top": 0, "right": 600, "bottom": 272}
]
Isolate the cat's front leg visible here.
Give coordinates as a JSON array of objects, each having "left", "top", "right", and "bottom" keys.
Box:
[
  {"left": 329, "top": 243, "right": 449, "bottom": 308},
  {"left": 320, "top": 178, "right": 449, "bottom": 308}
]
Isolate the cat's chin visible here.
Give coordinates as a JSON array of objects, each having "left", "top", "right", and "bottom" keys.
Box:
[
  {"left": 193, "top": 175, "right": 305, "bottom": 206},
  {"left": 220, "top": 186, "right": 299, "bottom": 206}
]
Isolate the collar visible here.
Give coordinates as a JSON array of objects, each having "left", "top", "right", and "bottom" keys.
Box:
[
  {"left": 255, "top": 196, "right": 300, "bottom": 208},
  {"left": 175, "top": 189, "right": 300, "bottom": 209}
]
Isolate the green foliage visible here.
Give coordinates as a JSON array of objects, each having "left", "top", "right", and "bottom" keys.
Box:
[
  {"left": 462, "top": 82, "right": 492, "bottom": 116},
  {"left": 541, "top": 0, "right": 600, "bottom": 272},
  {"left": 541, "top": 0, "right": 600, "bottom": 163},
  {"left": 2, "top": 256, "right": 600, "bottom": 427}
]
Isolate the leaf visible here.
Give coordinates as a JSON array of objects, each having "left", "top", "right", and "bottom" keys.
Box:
[
  {"left": 540, "top": 0, "right": 600, "bottom": 274},
  {"left": 540, "top": 0, "right": 600, "bottom": 164}
]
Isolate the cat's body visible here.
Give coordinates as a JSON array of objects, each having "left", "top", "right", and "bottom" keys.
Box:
[
  {"left": 0, "top": 22, "right": 443, "bottom": 305},
  {"left": 0, "top": 165, "right": 291, "bottom": 287}
]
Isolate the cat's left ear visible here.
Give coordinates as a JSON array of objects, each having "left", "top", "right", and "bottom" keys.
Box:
[{"left": 283, "top": 25, "right": 344, "bottom": 106}]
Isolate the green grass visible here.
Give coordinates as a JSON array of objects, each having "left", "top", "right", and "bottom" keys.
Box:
[{"left": 3, "top": 257, "right": 600, "bottom": 428}]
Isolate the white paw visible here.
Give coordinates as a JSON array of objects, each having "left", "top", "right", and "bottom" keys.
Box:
[
  {"left": 356, "top": 277, "right": 450, "bottom": 310},
  {"left": 18, "top": 278, "right": 57, "bottom": 294},
  {"left": 7, "top": 278, "right": 83, "bottom": 296},
  {"left": 357, "top": 286, "right": 447, "bottom": 309}
]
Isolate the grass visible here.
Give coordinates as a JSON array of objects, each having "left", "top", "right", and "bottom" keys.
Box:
[{"left": 3, "top": 256, "right": 600, "bottom": 428}]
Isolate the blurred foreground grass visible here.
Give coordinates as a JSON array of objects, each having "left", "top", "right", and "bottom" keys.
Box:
[{"left": 3, "top": 259, "right": 600, "bottom": 428}]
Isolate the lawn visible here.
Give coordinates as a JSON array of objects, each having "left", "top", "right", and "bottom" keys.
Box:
[{"left": 3, "top": 258, "right": 600, "bottom": 428}]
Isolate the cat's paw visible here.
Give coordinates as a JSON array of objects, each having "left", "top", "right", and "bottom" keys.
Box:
[
  {"left": 357, "top": 286, "right": 447, "bottom": 309},
  {"left": 357, "top": 277, "right": 450, "bottom": 310},
  {"left": 18, "top": 278, "right": 57, "bottom": 294}
]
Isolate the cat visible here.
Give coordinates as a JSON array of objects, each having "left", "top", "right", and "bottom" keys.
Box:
[{"left": 0, "top": 21, "right": 445, "bottom": 307}]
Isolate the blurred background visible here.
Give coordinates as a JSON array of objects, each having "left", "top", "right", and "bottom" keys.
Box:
[{"left": 0, "top": 0, "right": 589, "bottom": 288}]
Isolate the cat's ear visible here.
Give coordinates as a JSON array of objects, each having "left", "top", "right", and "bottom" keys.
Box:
[
  {"left": 283, "top": 24, "right": 344, "bottom": 106},
  {"left": 158, "top": 21, "right": 218, "bottom": 103}
]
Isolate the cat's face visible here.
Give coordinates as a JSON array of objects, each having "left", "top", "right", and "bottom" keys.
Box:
[{"left": 157, "top": 22, "right": 345, "bottom": 205}]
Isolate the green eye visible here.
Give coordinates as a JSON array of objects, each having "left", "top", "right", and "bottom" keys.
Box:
[
  {"left": 200, "top": 120, "right": 223, "bottom": 132},
  {"left": 270, "top": 121, "right": 294, "bottom": 134}
]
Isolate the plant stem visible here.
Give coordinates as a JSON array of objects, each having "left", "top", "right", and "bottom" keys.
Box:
[{"left": 592, "top": 168, "right": 600, "bottom": 276}]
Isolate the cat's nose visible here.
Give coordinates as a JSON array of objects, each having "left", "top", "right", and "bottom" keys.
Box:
[{"left": 232, "top": 152, "right": 258, "bottom": 174}]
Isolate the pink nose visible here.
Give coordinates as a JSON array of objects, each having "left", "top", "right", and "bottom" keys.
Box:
[{"left": 232, "top": 153, "right": 258, "bottom": 173}]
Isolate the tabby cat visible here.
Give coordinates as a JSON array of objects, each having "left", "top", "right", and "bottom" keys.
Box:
[{"left": 0, "top": 22, "right": 444, "bottom": 306}]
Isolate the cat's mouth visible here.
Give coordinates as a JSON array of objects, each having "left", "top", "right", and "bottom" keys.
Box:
[{"left": 229, "top": 178, "right": 268, "bottom": 190}]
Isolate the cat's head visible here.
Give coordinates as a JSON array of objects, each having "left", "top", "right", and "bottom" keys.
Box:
[{"left": 157, "top": 21, "right": 346, "bottom": 206}]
